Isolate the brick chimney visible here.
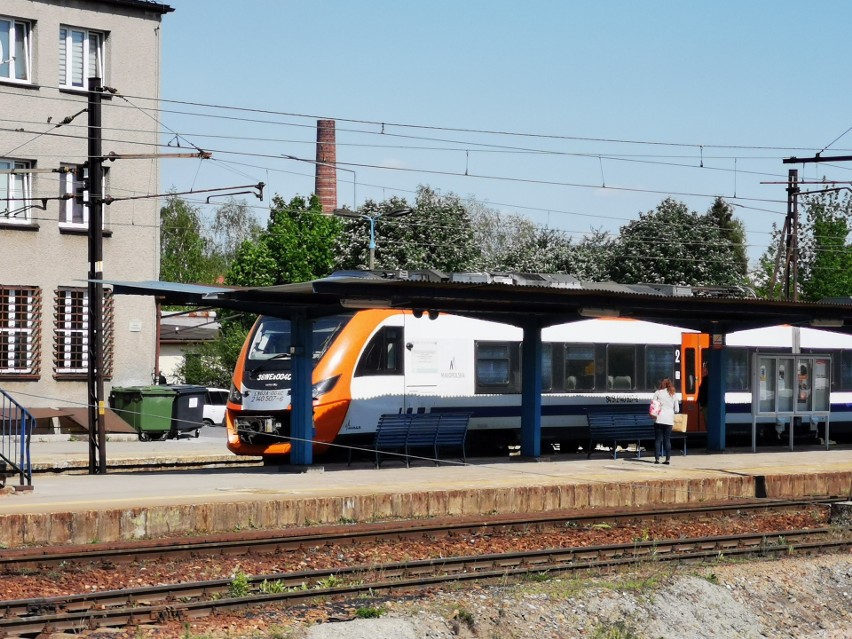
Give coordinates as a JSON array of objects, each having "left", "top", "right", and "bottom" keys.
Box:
[{"left": 315, "top": 120, "right": 337, "bottom": 213}]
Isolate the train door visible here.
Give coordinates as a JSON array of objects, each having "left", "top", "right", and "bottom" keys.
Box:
[
  {"left": 681, "top": 333, "right": 709, "bottom": 432},
  {"left": 403, "top": 313, "right": 438, "bottom": 413}
]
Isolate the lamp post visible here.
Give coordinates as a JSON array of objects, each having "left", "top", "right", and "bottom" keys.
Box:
[
  {"left": 334, "top": 207, "right": 412, "bottom": 270},
  {"left": 280, "top": 153, "right": 356, "bottom": 209}
]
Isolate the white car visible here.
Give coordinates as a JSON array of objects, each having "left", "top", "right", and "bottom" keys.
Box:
[{"left": 203, "top": 388, "right": 229, "bottom": 426}]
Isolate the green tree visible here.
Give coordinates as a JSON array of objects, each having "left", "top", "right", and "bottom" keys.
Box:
[
  {"left": 752, "top": 190, "right": 852, "bottom": 301},
  {"left": 467, "top": 201, "right": 537, "bottom": 270},
  {"left": 262, "top": 194, "right": 342, "bottom": 284},
  {"left": 207, "top": 197, "right": 263, "bottom": 276},
  {"left": 799, "top": 189, "right": 852, "bottom": 301},
  {"left": 334, "top": 186, "right": 479, "bottom": 272},
  {"left": 750, "top": 222, "right": 786, "bottom": 299},
  {"left": 175, "top": 320, "right": 248, "bottom": 388},
  {"left": 571, "top": 229, "right": 618, "bottom": 281},
  {"left": 176, "top": 194, "right": 342, "bottom": 386},
  {"left": 159, "top": 194, "right": 213, "bottom": 283},
  {"left": 609, "top": 198, "right": 747, "bottom": 286},
  {"left": 706, "top": 196, "right": 748, "bottom": 279}
]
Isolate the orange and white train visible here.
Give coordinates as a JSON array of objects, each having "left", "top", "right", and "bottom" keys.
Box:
[{"left": 224, "top": 310, "right": 852, "bottom": 460}]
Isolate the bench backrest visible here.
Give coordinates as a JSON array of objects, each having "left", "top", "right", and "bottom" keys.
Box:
[
  {"left": 375, "top": 414, "right": 412, "bottom": 447},
  {"left": 586, "top": 406, "right": 655, "bottom": 432},
  {"left": 435, "top": 413, "right": 471, "bottom": 445},
  {"left": 405, "top": 414, "right": 442, "bottom": 447}
]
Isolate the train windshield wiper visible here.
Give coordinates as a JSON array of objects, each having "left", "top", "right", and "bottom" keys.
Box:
[{"left": 250, "top": 352, "right": 291, "bottom": 377}]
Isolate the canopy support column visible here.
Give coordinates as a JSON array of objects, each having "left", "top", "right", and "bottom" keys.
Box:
[
  {"left": 706, "top": 345, "right": 727, "bottom": 451},
  {"left": 520, "top": 320, "right": 542, "bottom": 458},
  {"left": 290, "top": 311, "right": 314, "bottom": 466}
]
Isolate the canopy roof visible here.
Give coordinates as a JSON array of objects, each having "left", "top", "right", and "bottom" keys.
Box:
[{"left": 107, "top": 270, "right": 852, "bottom": 334}]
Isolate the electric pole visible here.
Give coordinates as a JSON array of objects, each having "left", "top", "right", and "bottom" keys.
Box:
[{"left": 87, "top": 77, "right": 106, "bottom": 474}]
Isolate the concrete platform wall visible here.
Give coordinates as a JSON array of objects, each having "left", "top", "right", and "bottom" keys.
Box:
[{"left": 6, "top": 471, "right": 846, "bottom": 548}]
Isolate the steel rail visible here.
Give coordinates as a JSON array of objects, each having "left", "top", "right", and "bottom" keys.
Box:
[
  {"left": 0, "top": 526, "right": 849, "bottom": 636},
  {"left": 0, "top": 497, "right": 837, "bottom": 570}
]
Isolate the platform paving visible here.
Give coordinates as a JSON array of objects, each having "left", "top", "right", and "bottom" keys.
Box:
[{"left": 2, "top": 431, "right": 851, "bottom": 548}]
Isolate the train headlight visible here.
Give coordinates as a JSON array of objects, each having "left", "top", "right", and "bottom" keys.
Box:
[
  {"left": 312, "top": 375, "right": 340, "bottom": 399},
  {"left": 229, "top": 383, "right": 244, "bottom": 405}
]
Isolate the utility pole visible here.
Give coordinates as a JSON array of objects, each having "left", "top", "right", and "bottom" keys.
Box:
[
  {"left": 769, "top": 169, "right": 799, "bottom": 301},
  {"left": 775, "top": 153, "right": 852, "bottom": 302},
  {"left": 87, "top": 77, "right": 106, "bottom": 474}
]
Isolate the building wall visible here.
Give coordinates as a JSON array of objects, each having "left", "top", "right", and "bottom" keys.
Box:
[{"left": 0, "top": 0, "right": 171, "bottom": 408}]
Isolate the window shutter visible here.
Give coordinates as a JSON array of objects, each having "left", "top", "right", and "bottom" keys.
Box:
[
  {"left": 71, "top": 30, "right": 83, "bottom": 86},
  {"left": 59, "top": 27, "right": 66, "bottom": 84}
]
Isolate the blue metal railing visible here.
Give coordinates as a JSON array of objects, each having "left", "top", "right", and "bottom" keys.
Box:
[{"left": 0, "top": 389, "right": 33, "bottom": 489}]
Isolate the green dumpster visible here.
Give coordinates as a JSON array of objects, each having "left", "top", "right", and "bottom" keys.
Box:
[{"left": 109, "top": 385, "right": 175, "bottom": 441}]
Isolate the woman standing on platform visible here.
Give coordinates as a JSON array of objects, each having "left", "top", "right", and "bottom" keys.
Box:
[{"left": 653, "top": 378, "right": 679, "bottom": 465}]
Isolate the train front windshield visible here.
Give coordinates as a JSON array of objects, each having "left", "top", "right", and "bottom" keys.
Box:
[{"left": 247, "top": 314, "right": 352, "bottom": 369}]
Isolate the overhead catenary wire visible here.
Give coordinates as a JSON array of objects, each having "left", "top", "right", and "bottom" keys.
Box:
[{"left": 5, "top": 85, "right": 851, "bottom": 271}]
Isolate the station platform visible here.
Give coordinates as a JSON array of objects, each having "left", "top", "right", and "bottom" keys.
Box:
[{"left": 2, "top": 431, "right": 852, "bottom": 548}]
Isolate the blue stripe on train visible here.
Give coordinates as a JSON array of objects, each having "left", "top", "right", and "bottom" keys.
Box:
[{"left": 429, "top": 402, "right": 852, "bottom": 421}]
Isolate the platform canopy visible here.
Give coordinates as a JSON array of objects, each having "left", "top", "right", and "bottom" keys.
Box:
[
  {"left": 108, "top": 270, "right": 852, "bottom": 334},
  {"left": 104, "top": 271, "right": 852, "bottom": 464}
]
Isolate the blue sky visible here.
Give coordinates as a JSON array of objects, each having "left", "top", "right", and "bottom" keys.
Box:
[{"left": 157, "top": 1, "right": 852, "bottom": 265}]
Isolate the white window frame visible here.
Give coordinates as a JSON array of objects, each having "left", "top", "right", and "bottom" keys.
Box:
[
  {"left": 59, "top": 25, "right": 104, "bottom": 89},
  {"left": 54, "top": 288, "right": 113, "bottom": 377},
  {"left": 55, "top": 288, "right": 87, "bottom": 374},
  {"left": 60, "top": 164, "right": 88, "bottom": 227},
  {"left": 0, "top": 159, "right": 33, "bottom": 224},
  {"left": 0, "top": 17, "right": 32, "bottom": 83},
  {"left": 0, "top": 286, "right": 39, "bottom": 375}
]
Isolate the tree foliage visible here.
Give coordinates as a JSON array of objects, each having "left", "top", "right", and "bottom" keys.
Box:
[
  {"left": 799, "top": 189, "right": 852, "bottom": 301},
  {"left": 159, "top": 194, "right": 213, "bottom": 283},
  {"left": 207, "top": 197, "right": 263, "bottom": 276},
  {"left": 334, "top": 186, "right": 479, "bottom": 272},
  {"left": 608, "top": 198, "right": 748, "bottom": 286},
  {"left": 175, "top": 318, "right": 248, "bottom": 388},
  {"left": 752, "top": 189, "right": 852, "bottom": 301},
  {"left": 260, "top": 194, "right": 342, "bottom": 284}
]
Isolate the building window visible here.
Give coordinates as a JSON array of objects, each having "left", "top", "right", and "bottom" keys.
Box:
[
  {"left": 53, "top": 288, "right": 113, "bottom": 378},
  {"left": 0, "top": 286, "right": 40, "bottom": 376},
  {"left": 59, "top": 164, "right": 109, "bottom": 228},
  {"left": 60, "top": 164, "right": 87, "bottom": 226},
  {"left": 0, "top": 17, "right": 31, "bottom": 83},
  {"left": 59, "top": 26, "right": 104, "bottom": 88},
  {"left": 0, "top": 159, "right": 33, "bottom": 224}
]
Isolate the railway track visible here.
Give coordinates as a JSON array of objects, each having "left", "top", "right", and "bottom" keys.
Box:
[
  {"left": 1, "top": 525, "right": 849, "bottom": 637},
  {"left": 0, "top": 497, "right": 837, "bottom": 570}
]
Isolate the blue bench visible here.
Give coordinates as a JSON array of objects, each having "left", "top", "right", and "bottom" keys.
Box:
[
  {"left": 585, "top": 406, "right": 687, "bottom": 460},
  {"left": 371, "top": 412, "right": 470, "bottom": 468}
]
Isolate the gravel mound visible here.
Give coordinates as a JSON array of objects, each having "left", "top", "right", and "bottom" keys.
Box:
[{"left": 299, "top": 554, "right": 852, "bottom": 639}]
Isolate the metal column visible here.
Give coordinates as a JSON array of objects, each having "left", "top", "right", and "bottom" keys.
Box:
[
  {"left": 289, "top": 311, "right": 314, "bottom": 466},
  {"left": 705, "top": 347, "right": 727, "bottom": 451},
  {"left": 520, "top": 320, "right": 542, "bottom": 458}
]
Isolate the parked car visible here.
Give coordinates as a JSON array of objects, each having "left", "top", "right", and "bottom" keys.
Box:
[{"left": 203, "top": 388, "right": 229, "bottom": 426}]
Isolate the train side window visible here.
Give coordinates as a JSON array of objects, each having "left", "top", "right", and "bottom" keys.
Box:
[
  {"left": 355, "top": 327, "right": 403, "bottom": 376},
  {"left": 565, "top": 345, "right": 595, "bottom": 391},
  {"left": 837, "top": 351, "right": 852, "bottom": 390},
  {"left": 606, "top": 344, "right": 635, "bottom": 390},
  {"left": 476, "top": 342, "right": 512, "bottom": 387},
  {"left": 645, "top": 345, "right": 674, "bottom": 391},
  {"left": 726, "top": 348, "right": 749, "bottom": 391},
  {"left": 541, "top": 343, "right": 553, "bottom": 392}
]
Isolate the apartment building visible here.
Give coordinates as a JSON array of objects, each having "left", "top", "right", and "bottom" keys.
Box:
[{"left": 0, "top": 0, "right": 173, "bottom": 414}]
